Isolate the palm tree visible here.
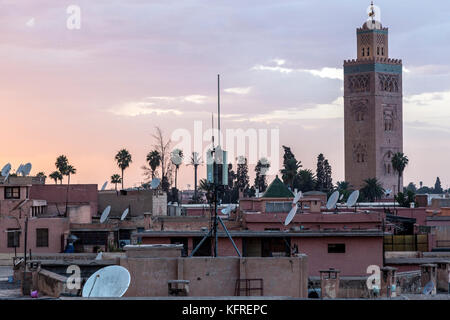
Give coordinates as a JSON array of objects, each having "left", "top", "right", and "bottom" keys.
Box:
[
  {"left": 199, "top": 178, "right": 214, "bottom": 203},
  {"left": 280, "top": 158, "right": 302, "bottom": 190},
  {"left": 336, "top": 181, "right": 352, "bottom": 201},
  {"left": 49, "top": 171, "right": 62, "bottom": 184},
  {"left": 115, "top": 149, "right": 132, "bottom": 190},
  {"left": 55, "top": 155, "right": 69, "bottom": 182},
  {"left": 36, "top": 172, "right": 46, "bottom": 183},
  {"left": 65, "top": 165, "right": 76, "bottom": 215},
  {"left": 189, "top": 152, "right": 202, "bottom": 201},
  {"left": 111, "top": 174, "right": 122, "bottom": 191},
  {"left": 146, "top": 150, "right": 161, "bottom": 179},
  {"left": 360, "top": 178, "right": 385, "bottom": 202},
  {"left": 170, "top": 149, "right": 184, "bottom": 190},
  {"left": 391, "top": 152, "right": 409, "bottom": 194}
]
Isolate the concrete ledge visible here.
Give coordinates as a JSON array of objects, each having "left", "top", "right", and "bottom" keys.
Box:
[{"left": 124, "top": 244, "right": 183, "bottom": 258}]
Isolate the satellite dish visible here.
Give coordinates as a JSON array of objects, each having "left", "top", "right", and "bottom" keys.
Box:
[
  {"left": 346, "top": 190, "right": 360, "bottom": 207},
  {"left": 22, "top": 163, "right": 32, "bottom": 176},
  {"left": 191, "top": 152, "right": 201, "bottom": 165},
  {"left": 326, "top": 191, "right": 340, "bottom": 210},
  {"left": 170, "top": 149, "right": 183, "bottom": 166},
  {"left": 82, "top": 265, "right": 131, "bottom": 298},
  {"left": 1, "top": 163, "right": 11, "bottom": 177},
  {"left": 150, "top": 178, "right": 161, "bottom": 189},
  {"left": 3, "top": 173, "right": 9, "bottom": 183},
  {"left": 284, "top": 203, "right": 298, "bottom": 226},
  {"left": 16, "top": 164, "right": 24, "bottom": 176},
  {"left": 385, "top": 189, "right": 392, "bottom": 197},
  {"left": 101, "top": 181, "right": 108, "bottom": 191},
  {"left": 100, "top": 206, "right": 111, "bottom": 223},
  {"left": 293, "top": 191, "right": 302, "bottom": 204},
  {"left": 422, "top": 281, "right": 434, "bottom": 295},
  {"left": 221, "top": 204, "right": 232, "bottom": 215},
  {"left": 120, "top": 208, "right": 129, "bottom": 221},
  {"left": 339, "top": 194, "right": 344, "bottom": 201}
]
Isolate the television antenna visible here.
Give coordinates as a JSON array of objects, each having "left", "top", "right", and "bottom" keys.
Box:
[
  {"left": 101, "top": 181, "right": 108, "bottom": 191},
  {"left": 326, "top": 191, "right": 340, "bottom": 210},
  {"left": 190, "top": 74, "right": 241, "bottom": 258},
  {"left": 82, "top": 265, "right": 131, "bottom": 298},
  {"left": 100, "top": 205, "right": 111, "bottom": 223},
  {"left": 120, "top": 208, "right": 129, "bottom": 221},
  {"left": 346, "top": 190, "right": 360, "bottom": 212}
]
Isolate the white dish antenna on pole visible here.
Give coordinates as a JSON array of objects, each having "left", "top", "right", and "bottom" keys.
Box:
[
  {"left": 285, "top": 191, "right": 303, "bottom": 226},
  {"left": 326, "top": 191, "right": 340, "bottom": 210},
  {"left": 100, "top": 205, "right": 111, "bottom": 223},
  {"left": 346, "top": 190, "right": 360, "bottom": 208},
  {"left": 1, "top": 163, "right": 11, "bottom": 177},
  {"left": 120, "top": 208, "right": 129, "bottom": 221},
  {"left": 101, "top": 181, "right": 108, "bottom": 191},
  {"left": 82, "top": 265, "right": 131, "bottom": 298},
  {"left": 170, "top": 149, "right": 183, "bottom": 166}
]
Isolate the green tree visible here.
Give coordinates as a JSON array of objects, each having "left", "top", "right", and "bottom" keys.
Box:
[
  {"left": 36, "top": 172, "right": 46, "bottom": 183},
  {"left": 65, "top": 165, "right": 77, "bottom": 215},
  {"left": 360, "top": 178, "right": 385, "bottom": 202},
  {"left": 281, "top": 158, "right": 301, "bottom": 190},
  {"left": 146, "top": 150, "right": 161, "bottom": 179},
  {"left": 49, "top": 171, "right": 62, "bottom": 184},
  {"left": 55, "top": 155, "right": 69, "bottom": 182},
  {"left": 336, "top": 181, "right": 352, "bottom": 202},
  {"left": 254, "top": 158, "right": 270, "bottom": 193},
  {"left": 236, "top": 156, "right": 250, "bottom": 195},
  {"left": 324, "top": 159, "right": 333, "bottom": 193},
  {"left": 199, "top": 178, "right": 214, "bottom": 203},
  {"left": 405, "top": 182, "right": 417, "bottom": 193},
  {"left": 115, "top": 149, "right": 132, "bottom": 190},
  {"left": 296, "top": 169, "right": 316, "bottom": 192},
  {"left": 434, "top": 177, "right": 444, "bottom": 194},
  {"left": 315, "top": 153, "right": 326, "bottom": 191},
  {"left": 391, "top": 152, "right": 409, "bottom": 194},
  {"left": 395, "top": 190, "right": 417, "bottom": 208},
  {"left": 111, "top": 174, "right": 122, "bottom": 191}
]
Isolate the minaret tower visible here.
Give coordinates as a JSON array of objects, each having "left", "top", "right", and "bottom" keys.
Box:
[{"left": 343, "top": 2, "right": 403, "bottom": 194}]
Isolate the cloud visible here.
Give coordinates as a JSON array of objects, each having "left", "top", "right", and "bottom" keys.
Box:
[
  {"left": 110, "top": 101, "right": 183, "bottom": 117},
  {"left": 240, "top": 97, "right": 343, "bottom": 123},
  {"left": 404, "top": 90, "right": 450, "bottom": 131},
  {"left": 404, "top": 65, "right": 450, "bottom": 76},
  {"left": 252, "top": 59, "right": 343, "bottom": 80},
  {"left": 224, "top": 87, "right": 252, "bottom": 95}
]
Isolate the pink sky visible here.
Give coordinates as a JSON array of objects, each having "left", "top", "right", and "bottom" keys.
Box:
[{"left": 1, "top": 1, "right": 450, "bottom": 191}]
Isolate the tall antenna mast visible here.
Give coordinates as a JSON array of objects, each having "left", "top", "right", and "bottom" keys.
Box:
[
  {"left": 211, "top": 112, "right": 215, "bottom": 148},
  {"left": 217, "top": 74, "right": 221, "bottom": 147}
]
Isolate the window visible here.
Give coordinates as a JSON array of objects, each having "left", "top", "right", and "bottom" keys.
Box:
[
  {"left": 362, "top": 48, "right": 365, "bottom": 57},
  {"left": 5, "top": 187, "right": 20, "bottom": 199},
  {"left": 367, "top": 47, "right": 370, "bottom": 56},
  {"left": 328, "top": 243, "right": 345, "bottom": 253},
  {"left": 36, "top": 229, "right": 49, "bottom": 247},
  {"left": 382, "top": 47, "right": 384, "bottom": 56},
  {"left": 377, "top": 47, "right": 380, "bottom": 55},
  {"left": 265, "top": 202, "right": 293, "bottom": 213},
  {"left": 7, "top": 229, "right": 20, "bottom": 248}
]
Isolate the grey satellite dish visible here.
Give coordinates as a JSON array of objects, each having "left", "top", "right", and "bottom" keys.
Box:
[
  {"left": 422, "top": 281, "right": 434, "bottom": 295},
  {"left": 3, "top": 173, "right": 9, "bottom": 183},
  {"left": 120, "top": 208, "right": 129, "bottom": 221},
  {"left": 346, "top": 190, "right": 360, "bottom": 207},
  {"left": 150, "top": 178, "right": 161, "bottom": 189},
  {"left": 284, "top": 203, "right": 298, "bottom": 226},
  {"left": 22, "top": 163, "right": 32, "bottom": 176},
  {"left": 100, "top": 205, "right": 111, "bottom": 223},
  {"left": 101, "top": 181, "right": 108, "bottom": 191},
  {"left": 326, "top": 191, "right": 340, "bottom": 210},
  {"left": 1, "top": 163, "right": 11, "bottom": 177},
  {"left": 82, "top": 265, "right": 131, "bottom": 298},
  {"left": 339, "top": 194, "right": 344, "bottom": 201},
  {"left": 385, "top": 189, "right": 392, "bottom": 197}
]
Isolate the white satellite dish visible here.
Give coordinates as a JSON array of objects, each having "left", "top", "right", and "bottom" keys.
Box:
[
  {"left": 100, "top": 205, "right": 111, "bottom": 223},
  {"left": 22, "top": 163, "right": 32, "bottom": 176},
  {"left": 150, "top": 178, "right": 161, "bottom": 189},
  {"left": 284, "top": 203, "right": 298, "bottom": 226},
  {"left": 339, "top": 194, "right": 344, "bottom": 201},
  {"left": 82, "top": 265, "right": 131, "bottom": 298},
  {"left": 293, "top": 191, "right": 302, "bottom": 204},
  {"left": 120, "top": 208, "right": 129, "bottom": 221},
  {"left": 326, "top": 191, "right": 340, "bottom": 210},
  {"left": 346, "top": 190, "right": 360, "bottom": 207},
  {"left": 385, "top": 189, "right": 392, "bottom": 197},
  {"left": 170, "top": 149, "right": 183, "bottom": 165},
  {"left": 1, "top": 163, "right": 11, "bottom": 177},
  {"left": 16, "top": 164, "right": 24, "bottom": 176},
  {"left": 101, "top": 181, "right": 108, "bottom": 191}
]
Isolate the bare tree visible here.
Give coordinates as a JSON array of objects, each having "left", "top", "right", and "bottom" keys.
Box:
[{"left": 152, "top": 127, "right": 172, "bottom": 191}]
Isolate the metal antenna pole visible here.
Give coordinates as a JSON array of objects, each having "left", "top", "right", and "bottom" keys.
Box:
[{"left": 217, "top": 74, "right": 221, "bottom": 147}]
